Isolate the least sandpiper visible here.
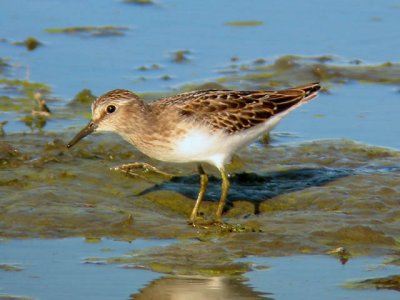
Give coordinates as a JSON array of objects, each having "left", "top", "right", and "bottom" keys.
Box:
[{"left": 67, "top": 83, "right": 320, "bottom": 223}]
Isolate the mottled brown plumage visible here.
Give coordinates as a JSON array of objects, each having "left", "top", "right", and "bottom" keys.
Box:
[{"left": 150, "top": 83, "right": 320, "bottom": 134}]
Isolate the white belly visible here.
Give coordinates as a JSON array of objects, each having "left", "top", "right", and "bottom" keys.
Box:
[
  {"left": 172, "top": 128, "right": 231, "bottom": 167},
  {"left": 171, "top": 117, "right": 281, "bottom": 168}
]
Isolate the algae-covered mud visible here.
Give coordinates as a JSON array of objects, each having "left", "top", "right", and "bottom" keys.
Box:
[
  {"left": 0, "top": 134, "right": 399, "bottom": 258},
  {"left": 214, "top": 55, "right": 400, "bottom": 89},
  {"left": 1, "top": 0, "right": 400, "bottom": 299}
]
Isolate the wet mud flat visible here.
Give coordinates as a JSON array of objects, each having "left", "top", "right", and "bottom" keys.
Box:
[{"left": 1, "top": 131, "right": 399, "bottom": 270}]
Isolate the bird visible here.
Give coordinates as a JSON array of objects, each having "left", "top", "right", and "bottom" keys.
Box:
[{"left": 67, "top": 82, "right": 321, "bottom": 224}]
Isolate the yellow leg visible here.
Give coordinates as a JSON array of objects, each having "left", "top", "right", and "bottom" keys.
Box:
[
  {"left": 215, "top": 167, "right": 230, "bottom": 222},
  {"left": 190, "top": 164, "right": 208, "bottom": 222}
]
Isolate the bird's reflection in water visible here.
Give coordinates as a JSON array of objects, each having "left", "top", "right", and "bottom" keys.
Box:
[{"left": 130, "top": 275, "right": 272, "bottom": 300}]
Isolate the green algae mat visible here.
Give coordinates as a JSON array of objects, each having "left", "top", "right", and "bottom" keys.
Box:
[{"left": 1, "top": 131, "right": 399, "bottom": 275}]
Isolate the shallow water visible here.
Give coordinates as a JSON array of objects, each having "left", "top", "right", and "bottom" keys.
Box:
[
  {"left": 2, "top": 0, "right": 400, "bottom": 96},
  {"left": 244, "top": 255, "right": 400, "bottom": 300},
  {"left": 1, "top": 238, "right": 399, "bottom": 300},
  {"left": 0, "top": 238, "right": 163, "bottom": 300},
  {"left": 1, "top": 0, "right": 400, "bottom": 299}
]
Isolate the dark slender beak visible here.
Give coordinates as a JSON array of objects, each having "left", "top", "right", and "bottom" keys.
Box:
[{"left": 66, "top": 120, "right": 97, "bottom": 148}]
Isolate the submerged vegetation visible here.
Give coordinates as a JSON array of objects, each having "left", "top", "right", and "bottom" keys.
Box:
[
  {"left": 345, "top": 275, "right": 400, "bottom": 292},
  {"left": 0, "top": 79, "right": 51, "bottom": 116},
  {"left": 224, "top": 21, "right": 264, "bottom": 27},
  {"left": 171, "top": 50, "right": 191, "bottom": 63},
  {"left": 0, "top": 79, "right": 50, "bottom": 97},
  {"left": 123, "top": 0, "right": 154, "bottom": 4},
  {"left": 0, "top": 58, "right": 9, "bottom": 74},
  {"left": 45, "top": 26, "right": 129, "bottom": 37},
  {"left": 69, "top": 89, "right": 97, "bottom": 107},
  {"left": 0, "top": 263, "right": 23, "bottom": 272},
  {"left": 0, "top": 121, "right": 7, "bottom": 136},
  {"left": 13, "top": 37, "right": 42, "bottom": 51},
  {"left": 215, "top": 55, "right": 400, "bottom": 89}
]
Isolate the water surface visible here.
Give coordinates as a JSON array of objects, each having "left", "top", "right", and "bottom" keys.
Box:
[{"left": 1, "top": 238, "right": 400, "bottom": 300}]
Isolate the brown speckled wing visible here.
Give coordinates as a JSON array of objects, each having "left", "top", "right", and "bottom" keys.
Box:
[{"left": 167, "top": 83, "right": 320, "bottom": 134}]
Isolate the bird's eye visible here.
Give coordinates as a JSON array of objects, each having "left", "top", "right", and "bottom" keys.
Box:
[{"left": 106, "top": 105, "right": 116, "bottom": 114}]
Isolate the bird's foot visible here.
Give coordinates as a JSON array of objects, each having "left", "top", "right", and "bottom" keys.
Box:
[
  {"left": 112, "top": 162, "right": 174, "bottom": 182},
  {"left": 187, "top": 217, "right": 229, "bottom": 229},
  {"left": 188, "top": 218, "right": 262, "bottom": 233}
]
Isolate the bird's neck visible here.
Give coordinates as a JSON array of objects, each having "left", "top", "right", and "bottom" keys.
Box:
[{"left": 117, "top": 102, "right": 159, "bottom": 148}]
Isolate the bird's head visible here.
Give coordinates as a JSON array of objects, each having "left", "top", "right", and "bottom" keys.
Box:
[{"left": 67, "top": 89, "right": 141, "bottom": 148}]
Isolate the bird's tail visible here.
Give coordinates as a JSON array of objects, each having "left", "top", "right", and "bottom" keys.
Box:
[
  {"left": 279, "top": 82, "right": 321, "bottom": 102},
  {"left": 293, "top": 82, "right": 321, "bottom": 97}
]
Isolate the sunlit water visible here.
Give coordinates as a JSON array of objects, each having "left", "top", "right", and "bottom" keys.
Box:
[
  {"left": 0, "top": 239, "right": 164, "bottom": 299},
  {"left": 1, "top": 0, "right": 399, "bottom": 96},
  {"left": 1, "top": 239, "right": 399, "bottom": 300},
  {"left": 244, "top": 255, "right": 400, "bottom": 300}
]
